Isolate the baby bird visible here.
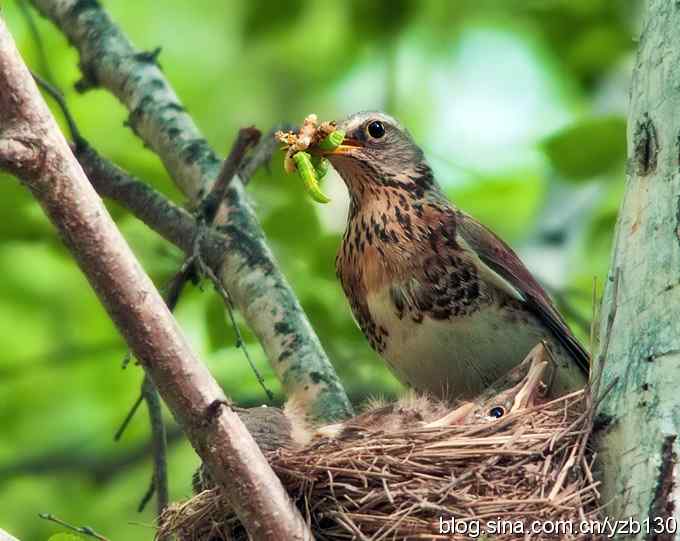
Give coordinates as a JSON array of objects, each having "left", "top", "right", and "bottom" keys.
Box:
[{"left": 193, "top": 343, "right": 551, "bottom": 493}]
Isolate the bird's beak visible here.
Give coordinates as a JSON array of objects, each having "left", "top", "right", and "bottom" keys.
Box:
[{"left": 318, "top": 137, "right": 363, "bottom": 156}]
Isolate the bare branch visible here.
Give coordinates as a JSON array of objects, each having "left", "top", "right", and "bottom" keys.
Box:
[
  {"left": 198, "top": 258, "right": 274, "bottom": 402},
  {"left": 168, "top": 126, "right": 275, "bottom": 402},
  {"left": 28, "top": 0, "right": 352, "bottom": 423},
  {"left": 240, "top": 125, "right": 289, "bottom": 184},
  {"left": 113, "top": 391, "right": 144, "bottom": 442},
  {"left": 77, "top": 143, "right": 200, "bottom": 254},
  {"left": 31, "top": 70, "right": 85, "bottom": 147},
  {"left": 140, "top": 375, "right": 169, "bottom": 519},
  {"left": 38, "top": 513, "right": 109, "bottom": 541},
  {"left": 199, "top": 126, "right": 261, "bottom": 223},
  {"left": 0, "top": 17, "right": 312, "bottom": 540}
]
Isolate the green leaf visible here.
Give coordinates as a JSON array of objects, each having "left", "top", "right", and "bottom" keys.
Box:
[{"left": 542, "top": 116, "right": 626, "bottom": 181}]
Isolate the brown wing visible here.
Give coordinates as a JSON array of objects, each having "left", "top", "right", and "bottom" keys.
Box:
[{"left": 456, "top": 211, "right": 590, "bottom": 375}]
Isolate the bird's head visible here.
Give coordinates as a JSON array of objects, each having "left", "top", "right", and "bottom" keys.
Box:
[{"left": 318, "top": 111, "right": 437, "bottom": 204}]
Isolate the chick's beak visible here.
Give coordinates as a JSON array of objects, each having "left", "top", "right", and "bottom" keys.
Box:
[{"left": 510, "top": 359, "right": 548, "bottom": 412}]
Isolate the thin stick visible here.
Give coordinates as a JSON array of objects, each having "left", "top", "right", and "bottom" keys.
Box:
[
  {"left": 137, "top": 476, "right": 156, "bottom": 513},
  {"left": 197, "top": 256, "right": 274, "bottom": 401},
  {"left": 31, "top": 71, "right": 85, "bottom": 148},
  {"left": 199, "top": 127, "right": 261, "bottom": 223},
  {"left": 16, "top": 0, "right": 55, "bottom": 85},
  {"left": 113, "top": 391, "right": 144, "bottom": 441},
  {"left": 181, "top": 127, "right": 274, "bottom": 401},
  {"left": 593, "top": 267, "right": 621, "bottom": 402},
  {"left": 140, "top": 375, "right": 169, "bottom": 518},
  {"left": 239, "top": 125, "right": 291, "bottom": 184},
  {"left": 38, "top": 513, "right": 109, "bottom": 541}
]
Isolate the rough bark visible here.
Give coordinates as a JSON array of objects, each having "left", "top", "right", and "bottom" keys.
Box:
[
  {"left": 0, "top": 16, "right": 313, "bottom": 540},
  {"left": 596, "top": 1, "right": 680, "bottom": 536},
  {"left": 28, "top": 0, "right": 352, "bottom": 423}
]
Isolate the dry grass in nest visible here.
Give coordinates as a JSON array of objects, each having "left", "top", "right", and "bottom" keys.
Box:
[{"left": 158, "top": 387, "right": 603, "bottom": 541}]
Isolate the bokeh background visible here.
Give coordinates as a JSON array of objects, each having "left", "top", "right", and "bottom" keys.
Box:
[{"left": 1, "top": 0, "right": 640, "bottom": 539}]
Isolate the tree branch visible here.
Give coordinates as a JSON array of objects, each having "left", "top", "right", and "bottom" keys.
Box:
[
  {"left": 595, "top": 0, "right": 680, "bottom": 534},
  {"left": 0, "top": 16, "right": 312, "bottom": 541},
  {"left": 240, "top": 126, "right": 288, "bottom": 183},
  {"left": 38, "top": 513, "right": 109, "bottom": 541},
  {"left": 29, "top": 0, "right": 352, "bottom": 423},
  {"left": 198, "top": 126, "right": 261, "bottom": 223}
]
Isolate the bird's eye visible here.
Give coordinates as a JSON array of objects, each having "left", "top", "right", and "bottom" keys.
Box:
[
  {"left": 488, "top": 406, "right": 505, "bottom": 419},
  {"left": 367, "top": 120, "right": 386, "bottom": 139}
]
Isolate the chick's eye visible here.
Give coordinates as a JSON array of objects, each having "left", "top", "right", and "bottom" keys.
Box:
[
  {"left": 488, "top": 406, "right": 505, "bottom": 419},
  {"left": 367, "top": 120, "right": 386, "bottom": 139}
]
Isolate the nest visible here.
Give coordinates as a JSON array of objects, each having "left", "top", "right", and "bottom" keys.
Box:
[{"left": 158, "top": 388, "right": 603, "bottom": 541}]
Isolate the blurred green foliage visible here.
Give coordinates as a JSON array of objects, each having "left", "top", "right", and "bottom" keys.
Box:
[
  {"left": 542, "top": 116, "right": 627, "bottom": 180},
  {"left": 0, "top": 0, "right": 638, "bottom": 539}
]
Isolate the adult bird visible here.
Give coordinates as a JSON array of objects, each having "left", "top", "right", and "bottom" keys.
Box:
[{"left": 321, "top": 112, "right": 589, "bottom": 400}]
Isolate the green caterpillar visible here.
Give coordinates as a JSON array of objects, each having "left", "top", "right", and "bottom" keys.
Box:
[
  {"left": 318, "top": 129, "right": 345, "bottom": 151},
  {"left": 312, "top": 155, "right": 329, "bottom": 180},
  {"left": 287, "top": 129, "right": 345, "bottom": 204},
  {"left": 293, "top": 151, "right": 331, "bottom": 204}
]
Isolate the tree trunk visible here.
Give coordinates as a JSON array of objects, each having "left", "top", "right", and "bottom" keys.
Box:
[{"left": 597, "top": 1, "right": 680, "bottom": 536}]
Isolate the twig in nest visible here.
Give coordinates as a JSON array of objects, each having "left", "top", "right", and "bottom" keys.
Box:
[{"left": 38, "top": 513, "right": 109, "bottom": 541}]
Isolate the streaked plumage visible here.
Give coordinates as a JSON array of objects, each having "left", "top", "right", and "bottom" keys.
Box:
[{"left": 325, "top": 112, "right": 589, "bottom": 401}]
